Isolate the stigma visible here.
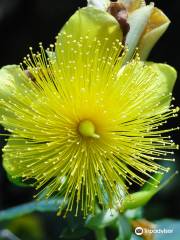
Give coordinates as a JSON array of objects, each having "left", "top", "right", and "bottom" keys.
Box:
[{"left": 78, "top": 120, "right": 100, "bottom": 139}]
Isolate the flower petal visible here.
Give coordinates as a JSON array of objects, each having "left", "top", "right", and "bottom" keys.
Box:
[
  {"left": 0, "top": 65, "right": 28, "bottom": 128},
  {"left": 125, "top": 4, "right": 153, "bottom": 61},
  {"left": 56, "top": 6, "right": 123, "bottom": 53},
  {"left": 0, "top": 65, "right": 19, "bottom": 97},
  {"left": 3, "top": 137, "right": 26, "bottom": 176},
  {"left": 138, "top": 8, "right": 170, "bottom": 60},
  {"left": 146, "top": 62, "right": 177, "bottom": 108}
]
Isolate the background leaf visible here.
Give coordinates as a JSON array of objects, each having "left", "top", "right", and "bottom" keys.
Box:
[{"left": 0, "top": 198, "right": 65, "bottom": 221}]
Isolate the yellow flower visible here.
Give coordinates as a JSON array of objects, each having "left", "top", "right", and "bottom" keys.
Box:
[{"left": 0, "top": 7, "right": 178, "bottom": 217}]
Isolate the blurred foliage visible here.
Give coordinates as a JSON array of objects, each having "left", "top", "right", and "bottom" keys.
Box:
[
  {"left": 2, "top": 215, "right": 45, "bottom": 240},
  {"left": 0, "top": 199, "right": 65, "bottom": 221}
]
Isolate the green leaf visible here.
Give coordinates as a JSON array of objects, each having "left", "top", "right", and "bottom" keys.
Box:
[
  {"left": 116, "top": 214, "right": 132, "bottom": 240},
  {"left": 155, "top": 219, "right": 180, "bottom": 240},
  {"left": 56, "top": 6, "right": 123, "bottom": 55},
  {"left": 0, "top": 198, "right": 65, "bottom": 221},
  {"left": 85, "top": 209, "right": 119, "bottom": 230},
  {"left": 125, "top": 4, "right": 153, "bottom": 61}
]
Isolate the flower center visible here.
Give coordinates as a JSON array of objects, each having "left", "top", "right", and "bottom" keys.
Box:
[{"left": 78, "top": 120, "right": 100, "bottom": 139}]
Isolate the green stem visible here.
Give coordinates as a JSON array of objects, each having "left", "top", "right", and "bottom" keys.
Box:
[
  {"left": 94, "top": 228, "right": 107, "bottom": 240},
  {"left": 157, "top": 171, "right": 178, "bottom": 192}
]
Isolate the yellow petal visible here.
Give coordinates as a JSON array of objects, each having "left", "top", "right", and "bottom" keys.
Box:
[
  {"left": 138, "top": 7, "right": 170, "bottom": 60},
  {"left": 0, "top": 65, "right": 25, "bottom": 126},
  {"left": 56, "top": 6, "right": 123, "bottom": 58},
  {"left": 146, "top": 62, "right": 177, "bottom": 111}
]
